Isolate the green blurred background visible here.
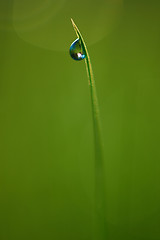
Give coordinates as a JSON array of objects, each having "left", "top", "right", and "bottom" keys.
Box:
[{"left": 0, "top": 0, "right": 160, "bottom": 239}]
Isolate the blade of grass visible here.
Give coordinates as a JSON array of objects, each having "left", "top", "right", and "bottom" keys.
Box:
[{"left": 71, "top": 19, "right": 107, "bottom": 240}]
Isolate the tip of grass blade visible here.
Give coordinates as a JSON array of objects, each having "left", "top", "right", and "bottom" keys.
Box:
[
  {"left": 70, "top": 18, "right": 75, "bottom": 30},
  {"left": 70, "top": 18, "right": 74, "bottom": 24},
  {"left": 70, "top": 18, "right": 80, "bottom": 39}
]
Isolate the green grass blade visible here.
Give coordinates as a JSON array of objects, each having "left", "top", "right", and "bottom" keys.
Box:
[{"left": 71, "top": 19, "right": 107, "bottom": 240}]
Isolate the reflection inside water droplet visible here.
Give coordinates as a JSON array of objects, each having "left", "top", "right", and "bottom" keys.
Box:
[{"left": 69, "top": 38, "right": 85, "bottom": 61}]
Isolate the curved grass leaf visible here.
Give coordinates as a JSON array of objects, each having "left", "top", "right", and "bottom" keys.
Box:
[{"left": 71, "top": 19, "right": 107, "bottom": 240}]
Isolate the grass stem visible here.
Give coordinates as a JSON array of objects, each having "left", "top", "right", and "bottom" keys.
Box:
[{"left": 71, "top": 19, "right": 107, "bottom": 240}]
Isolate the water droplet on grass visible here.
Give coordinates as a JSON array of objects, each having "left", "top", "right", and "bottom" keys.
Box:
[{"left": 69, "top": 38, "right": 85, "bottom": 61}]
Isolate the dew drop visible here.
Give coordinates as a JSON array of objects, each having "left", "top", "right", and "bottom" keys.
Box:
[{"left": 69, "top": 38, "right": 86, "bottom": 61}]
